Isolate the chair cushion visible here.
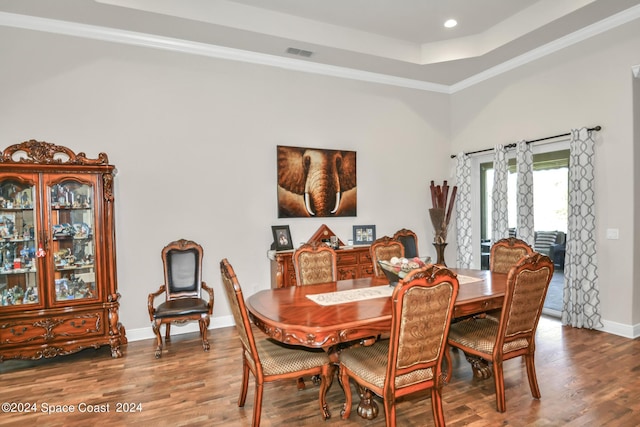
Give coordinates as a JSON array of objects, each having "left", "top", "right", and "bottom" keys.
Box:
[
  {"left": 154, "top": 298, "right": 209, "bottom": 318},
  {"left": 340, "top": 340, "right": 434, "bottom": 389},
  {"left": 534, "top": 231, "right": 558, "bottom": 256},
  {"left": 254, "top": 338, "right": 328, "bottom": 376},
  {"left": 448, "top": 317, "right": 529, "bottom": 355}
]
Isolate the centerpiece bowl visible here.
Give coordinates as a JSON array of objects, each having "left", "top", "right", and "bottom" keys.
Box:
[{"left": 377, "top": 256, "right": 431, "bottom": 286}]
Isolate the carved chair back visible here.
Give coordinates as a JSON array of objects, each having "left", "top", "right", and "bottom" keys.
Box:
[
  {"left": 490, "top": 237, "right": 534, "bottom": 274},
  {"left": 391, "top": 265, "right": 459, "bottom": 380},
  {"left": 370, "top": 236, "right": 404, "bottom": 278},
  {"left": 163, "top": 239, "right": 203, "bottom": 300},
  {"left": 292, "top": 242, "right": 338, "bottom": 286},
  {"left": 498, "top": 253, "right": 554, "bottom": 350},
  {"left": 220, "top": 259, "right": 261, "bottom": 367},
  {"left": 393, "top": 228, "right": 419, "bottom": 258}
]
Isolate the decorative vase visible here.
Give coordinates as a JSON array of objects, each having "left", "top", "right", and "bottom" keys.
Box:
[{"left": 433, "top": 242, "right": 448, "bottom": 266}]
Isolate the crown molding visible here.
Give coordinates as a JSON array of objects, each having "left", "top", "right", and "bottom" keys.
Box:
[
  {"left": 0, "top": 11, "right": 449, "bottom": 94},
  {"left": 450, "top": 4, "right": 640, "bottom": 93},
  {"left": 1, "top": 5, "right": 639, "bottom": 94}
]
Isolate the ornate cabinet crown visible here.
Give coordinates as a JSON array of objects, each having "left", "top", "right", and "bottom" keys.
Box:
[{"left": 0, "top": 140, "right": 125, "bottom": 361}]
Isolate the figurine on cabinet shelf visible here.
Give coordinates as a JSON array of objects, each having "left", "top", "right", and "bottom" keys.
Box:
[{"left": 24, "top": 286, "right": 37, "bottom": 303}]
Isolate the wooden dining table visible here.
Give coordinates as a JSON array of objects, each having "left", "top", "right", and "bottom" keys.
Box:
[{"left": 246, "top": 268, "right": 507, "bottom": 419}]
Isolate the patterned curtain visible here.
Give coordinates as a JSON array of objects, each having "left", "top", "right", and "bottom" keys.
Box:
[
  {"left": 516, "top": 140, "right": 535, "bottom": 246},
  {"left": 562, "top": 128, "right": 602, "bottom": 329},
  {"left": 491, "top": 144, "right": 509, "bottom": 242},
  {"left": 455, "top": 153, "right": 473, "bottom": 268}
]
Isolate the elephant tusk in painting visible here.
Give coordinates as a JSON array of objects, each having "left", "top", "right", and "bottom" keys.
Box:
[
  {"left": 304, "top": 192, "right": 315, "bottom": 216},
  {"left": 277, "top": 145, "right": 357, "bottom": 218},
  {"left": 330, "top": 192, "right": 340, "bottom": 214}
]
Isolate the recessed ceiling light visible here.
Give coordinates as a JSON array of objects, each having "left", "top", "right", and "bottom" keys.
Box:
[{"left": 444, "top": 19, "right": 457, "bottom": 28}]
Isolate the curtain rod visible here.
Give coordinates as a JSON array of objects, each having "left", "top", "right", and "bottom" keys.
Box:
[{"left": 450, "top": 125, "right": 602, "bottom": 159}]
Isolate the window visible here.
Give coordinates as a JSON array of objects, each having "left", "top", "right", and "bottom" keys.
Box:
[{"left": 480, "top": 149, "right": 569, "bottom": 242}]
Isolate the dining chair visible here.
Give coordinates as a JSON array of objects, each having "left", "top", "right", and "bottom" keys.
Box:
[
  {"left": 392, "top": 228, "right": 419, "bottom": 258},
  {"left": 370, "top": 236, "right": 405, "bottom": 278},
  {"left": 338, "top": 265, "right": 459, "bottom": 427},
  {"left": 446, "top": 253, "right": 554, "bottom": 412},
  {"left": 490, "top": 237, "right": 534, "bottom": 274},
  {"left": 484, "top": 237, "right": 535, "bottom": 320},
  {"left": 147, "top": 239, "right": 214, "bottom": 358},
  {"left": 219, "top": 259, "right": 330, "bottom": 426},
  {"left": 292, "top": 242, "right": 337, "bottom": 286}
]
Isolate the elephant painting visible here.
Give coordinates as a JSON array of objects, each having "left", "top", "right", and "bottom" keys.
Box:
[{"left": 277, "top": 146, "right": 357, "bottom": 218}]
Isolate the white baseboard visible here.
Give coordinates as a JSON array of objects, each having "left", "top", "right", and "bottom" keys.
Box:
[
  {"left": 599, "top": 319, "right": 640, "bottom": 339},
  {"left": 125, "top": 315, "right": 235, "bottom": 343},
  {"left": 541, "top": 309, "right": 638, "bottom": 339}
]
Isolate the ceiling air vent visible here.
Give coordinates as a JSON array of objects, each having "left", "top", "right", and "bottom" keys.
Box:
[{"left": 286, "top": 47, "right": 313, "bottom": 58}]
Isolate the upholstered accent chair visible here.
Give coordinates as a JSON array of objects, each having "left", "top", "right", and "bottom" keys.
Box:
[
  {"left": 490, "top": 237, "right": 534, "bottom": 274},
  {"left": 338, "top": 265, "right": 459, "bottom": 427},
  {"left": 219, "top": 259, "right": 330, "bottom": 427},
  {"left": 447, "top": 253, "right": 554, "bottom": 413},
  {"left": 292, "top": 242, "right": 337, "bottom": 286},
  {"left": 392, "top": 228, "right": 419, "bottom": 259},
  {"left": 147, "top": 239, "right": 214, "bottom": 358},
  {"left": 370, "top": 236, "right": 405, "bottom": 278}
]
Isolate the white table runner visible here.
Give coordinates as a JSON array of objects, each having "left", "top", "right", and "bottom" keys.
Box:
[
  {"left": 306, "top": 286, "right": 394, "bottom": 306},
  {"left": 456, "top": 274, "right": 484, "bottom": 285},
  {"left": 305, "top": 274, "right": 483, "bottom": 306}
]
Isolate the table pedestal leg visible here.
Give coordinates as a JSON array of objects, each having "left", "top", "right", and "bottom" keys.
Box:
[
  {"left": 465, "top": 354, "right": 493, "bottom": 379},
  {"left": 356, "top": 385, "right": 378, "bottom": 419}
]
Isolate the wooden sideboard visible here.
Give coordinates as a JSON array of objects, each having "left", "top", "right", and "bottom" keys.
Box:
[{"left": 270, "top": 245, "right": 374, "bottom": 288}]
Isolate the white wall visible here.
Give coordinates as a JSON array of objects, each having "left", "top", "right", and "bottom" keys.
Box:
[
  {"left": 451, "top": 19, "right": 640, "bottom": 335},
  {"left": 0, "top": 26, "right": 451, "bottom": 338},
  {"left": 2, "top": 11, "right": 639, "bottom": 340}
]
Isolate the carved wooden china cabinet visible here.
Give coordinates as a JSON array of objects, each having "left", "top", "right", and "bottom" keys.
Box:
[{"left": 0, "top": 140, "right": 125, "bottom": 361}]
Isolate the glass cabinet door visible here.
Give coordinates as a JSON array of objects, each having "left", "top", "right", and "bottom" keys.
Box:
[
  {"left": 48, "top": 178, "right": 97, "bottom": 302},
  {"left": 0, "top": 177, "right": 39, "bottom": 307}
]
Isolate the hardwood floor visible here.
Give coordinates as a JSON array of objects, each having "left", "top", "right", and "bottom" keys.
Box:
[{"left": 1, "top": 316, "right": 639, "bottom": 426}]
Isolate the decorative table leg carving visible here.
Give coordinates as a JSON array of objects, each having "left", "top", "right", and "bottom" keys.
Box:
[
  {"left": 465, "top": 354, "right": 492, "bottom": 379},
  {"left": 320, "top": 362, "right": 336, "bottom": 420}
]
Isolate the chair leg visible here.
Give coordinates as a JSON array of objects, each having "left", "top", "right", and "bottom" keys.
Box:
[
  {"left": 443, "top": 345, "right": 453, "bottom": 383},
  {"left": 382, "top": 395, "right": 395, "bottom": 427},
  {"left": 199, "top": 316, "right": 210, "bottom": 352},
  {"left": 152, "top": 320, "right": 163, "bottom": 358},
  {"left": 493, "top": 361, "right": 506, "bottom": 413},
  {"left": 165, "top": 323, "right": 171, "bottom": 341},
  {"left": 431, "top": 387, "right": 446, "bottom": 427},
  {"left": 238, "top": 358, "right": 250, "bottom": 407},
  {"left": 252, "top": 381, "right": 264, "bottom": 427},
  {"left": 296, "top": 377, "right": 306, "bottom": 390},
  {"left": 525, "top": 353, "right": 541, "bottom": 399}
]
